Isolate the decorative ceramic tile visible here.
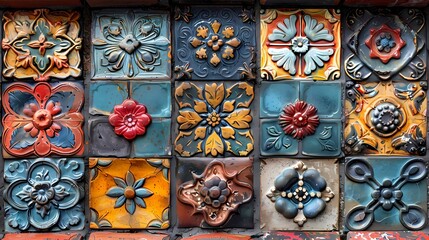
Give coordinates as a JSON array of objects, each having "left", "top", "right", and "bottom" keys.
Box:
[
  {"left": 176, "top": 158, "right": 253, "bottom": 228},
  {"left": 174, "top": 6, "right": 256, "bottom": 80},
  {"left": 2, "top": 9, "right": 81, "bottom": 81},
  {"left": 260, "top": 81, "right": 341, "bottom": 157},
  {"left": 89, "top": 158, "right": 170, "bottom": 229},
  {"left": 345, "top": 157, "right": 427, "bottom": 231},
  {"left": 344, "top": 0, "right": 429, "bottom": 7},
  {"left": 89, "top": 232, "right": 168, "bottom": 240},
  {"left": 4, "top": 158, "right": 85, "bottom": 232},
  {"left": 3, "top": 233, "right": 83, "bottom": 240},
  {"left": 183, "top": 233, "right": 251, "bottom": 240},
  {"left": 347, "top": 231, "right": 429, "bottom": 239},
  {"left": 260, "top": 231, "right": 340, "bottom": 240},
  {"left": 89, "top": 81, "right": 171, "bottom": 157},
  {"left": 87, "top": 0, "right": 168, "bottom": 7},
  {"left": 260, "top": 0, "right": 340, "bottom": 5},
  {"left": 260, "top": 159, "right": 338, "bottom": 231},
  {"left": 343, "top": 8, "right": 426, "bottom": 81},
  {"left": 2, "top": 82, "right": 84, "bottom": 158},
  {"left": 0, "top": 0, "right": 82, "bottom": 8},
  {"left": 174, "top": 81, "right": 254, "bottom": 157},
  {"left": 260, "top": 9, "right": 341, "bottom": 80},
  {"left": 92, "top": 10, "right": 170, "bottom": 80},
  {"left": 345, "top": 81, "right": 427, "bottom": 155}
]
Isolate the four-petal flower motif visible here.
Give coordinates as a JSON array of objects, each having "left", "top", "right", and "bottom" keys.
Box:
[
  {"left": 2, "top": 9, "right": 82, "bottom": 81},
  {"left": 267, "top": 161, "right": 334, "bottom": 227},
  {"left": 279, "top": 101, "right": 320, "bottom": 140},
  {"left": 106, "top": 171, "right": 154, "bottom": 215},
  {"left": 108, "top": 99, "right": 152, "bottom": 140},
  {"left": 175, "top": 82, "right": 254, "bottom": 157},
  {"left": 93, "top": 11, "right": 170, "bottom": 78},
  {"left": 2, "top": 82, "right": 84, "bottom": 157},
  {"left": 190, "top": 20, "right": 242, "bottom": 67}
]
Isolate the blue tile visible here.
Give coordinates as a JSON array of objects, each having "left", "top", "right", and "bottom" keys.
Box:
[
  {"left": 300, "top": 82, "right": 342, "bottom": 119},
  {"left": 89, "top": 82, "right": 128, "bottom": 115},
  {"left": 301, "top": 120, "right": 341, "bottom": 157},
  {"left": 260, "top": 119, "right": 299, "bottom": 156},
  {"left": 133, "top": 118, "right": 171, "bottom": 157},
  {"left": 260, "top": 82, "right": 299, "bottom": 118},
  {"left": 131, "top": 82, "right": 171, "bottom": 118}
]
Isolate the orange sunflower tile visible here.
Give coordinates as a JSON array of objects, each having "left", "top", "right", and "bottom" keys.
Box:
[
  {"left": 260, "top": 9, "right": 340, "bottom": 80},
  {"left": 89, "top": 158, "right": 170, "bottom": 229}
]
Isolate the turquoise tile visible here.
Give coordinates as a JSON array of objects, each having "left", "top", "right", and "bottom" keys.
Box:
[
  {"left": 301, "top": 120, "right": 341, "bottom": 157},
  {"left": 300, "top": 82, "right": 342, "bottom": 119},
  {"left": 260, "top": 119, "right": 299, "bottom": 156},
  {"left": 260, "top": 82, "right": 299, "bottom": 118},
  {"left": 133, "top": 118, "right": 171, "bottom": 157},
  {"left": 89, "top": 82, "right": 128, "bottom": 115},
  {"left": 131, "top": 82, "right": 171, "bottom": 118}
]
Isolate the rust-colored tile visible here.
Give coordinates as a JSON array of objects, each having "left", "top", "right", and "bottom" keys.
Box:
[
  {"left": 345, "top": 81, "right": 427, "bottom": 155},
  {"left": 3, "top": 233, "right": 83, "bottom": 240},
  {"left": 90, "top": 158, "right": 170, "bottom": 229},
  {"left": 182, "top": 233, "right": 251, "bottom": 240},
  {"left": 89, "top": 232, "right": 168, "bottom": 240},
  {"left": 0, "top": 0, "right": 81, "bottom": 8},
  {"left": 260, "top": 9, "right": 340, "bottom": 80}
]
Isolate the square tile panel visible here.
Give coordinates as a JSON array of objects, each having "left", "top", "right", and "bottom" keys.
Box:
[
  {"left": 344, "top": 0, "right": 429, "bottom": 6},
  {"left": 174, "top": 6, "right": 256, "bottom": 80},
  {"left": 260, "top": 9, "right": 341, "bottom": 80},
  {"left": 343, "top": 8, "right": 427, "bottom": 81},
  {"left": 344, "top": 157, "right": 427, "bottom": 231},
  {"left": 4, "top": 158, "right": 85, "bottom": 232},
  {"left": 347, "top": 231, "right": 429, "bottom": 239},
  {"left": 89, "top": 158, "right": 170, "bottom": 229},
  {"left": 260, "top": 159, "right": 339, "bottom": 231},
  {"left": 174, "top": 81, "right": 254, "bottom": 157},
  {"left": 89, "top": 81, "right": 171, "bottom": 157},
  {"left": 260, "top": 81, "right": 341, "bottom": 157},
  {"left": 176, "top": 157, "right": 253, "bottom": 228},
  {"left": 182, "top": 233, "right": 251, "bottom": 240},
  {"left": 260, "top": 232, "right": 340, "bottom": 239},
  {"left": 2, "top": 9, "right": 82, "bottom": 81},
  {"left": 2, "top": 82, "right": 84, "bottom": 158},
  {"left": 92, "top": 9, "right": 171, "bottom": 80},
  {"left": 3, "top": 233, "right": 83, "bottom": 240},
  {"left": 89, "top": 232, "right": 168, "bottom": 240},
  {"left": 344, "top": 81, "right": 427, "bottom": 155}
]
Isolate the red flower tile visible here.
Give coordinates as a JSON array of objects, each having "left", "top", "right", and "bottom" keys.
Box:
[{"left": 279, "top": 101, "right": 320, "bottom": 140}]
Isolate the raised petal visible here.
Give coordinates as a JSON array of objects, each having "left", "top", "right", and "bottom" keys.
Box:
[
  {"left": 134, "top": 197, "right": 147, "bottom": 208},
  {"left": 304, "top": 15, "right": 333, "bottom": 42},
  {"left": 275, "top": 197, "right": 298, "bottom": 219},
  {"left": 204, "top": 83, "right": 225, "bottom": 109},
  {"left": 135, "top": 188, "right": 154, "bottom": 198},
  {"left": 303, "top": 197, "right": 326, "bottom": 218},
  {"left": 274, "top": 168, "right": 299, "bottom": 191},
  {"left": 225, "top": 109, "right": 252, "bottom": 129},
  {"left": 302, "top": 169, "right": 327, "bottom": 191},
  {"left": 304, "top": 48, "right": 333, "bottom": 75},
  {"left": 125, "top": 171, "right": 135, "bottom": 186},
  {"left": 114, "top": 195, "right": 126, "bottom": 208},
  {"left": 268, "top": 15, "right": 297, "bottom": 42},
  {"left": 177, "top": 111, "right": 202, "bottom": 130},
  {"left": 125, "top": 199, "right": 136, "bottom": 215},
  {"left": 106, "top": 186, "right": 125, "bottom": 197},
  {"left": 268, "top": 48, "right": 296, "bottom": 75},
  {"left": 205, "top": 131, "right": 224, "bottom": 157}
]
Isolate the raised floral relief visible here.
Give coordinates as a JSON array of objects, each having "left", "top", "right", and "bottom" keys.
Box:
[
  {"left": 345, "top": 9, "right": 426, "bottom": 80},
  {"left": 345, "top": 81, "right": 426, "bottom": 155},
  {"left": 4, "top": 158, "right": 85, "bottom": 231},
  {"left": 266, "top": 161, "right": 334, "bottom": 227},
  {"left": 93, "top": 10, "right": 170, "bottom": 79},
  {"left": 177, "top": 160, "right": 253, "bottom": 227},
  {"left": 345, "top": 158, "right": 427, "bottom": 230},
  {"left": 279, "top": 101, "right": 319, "bottom": 140},
  {"left": 261, "top": 9, "right": 340, "bottom": 80},
  {"left": 2, "top": 9, "right": 82, "bottom": 81},
  {"left": 175, "top": 82, "right": 254, "bottom": 157},
  {"left": 2, "top": 82, "right": 84, "bottom": 157},
  {"left": 108, "top": 99, "right": 151, "bottom": 140},
  {"left": 106, "top": 171, "right": 153, "bottom": 215}
]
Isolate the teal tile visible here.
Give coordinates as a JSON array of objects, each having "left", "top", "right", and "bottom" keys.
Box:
[
  {"left": 260, "top": 82, "right": 299, "bottom": 118},
  {"left": 260, "top": 119, "right": 299, "bottom": 156},
  {"left": 131, "top": 82, "right": 171, "bottom": 118},
  {"left": 133, "top": 118, "right": 171, "bottom": 157},
  {"left": 89, "top": 82, "right": 128, "bottom": 115},
  {"left": 301, "top": 120, "right": 341, "bottom": 157},
  {"left": 300, "top": 82, "right": 342, "bottom": 119}
]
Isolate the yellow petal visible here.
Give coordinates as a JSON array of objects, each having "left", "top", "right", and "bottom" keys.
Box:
[
  {"left": 196, "top": 25, "right": 209, "bottom": 38},
  {"left": 205, "top": 131, "right": 224, "bottom": 156},
  {"left": 204, "top": 83, "right": 225, "bottom": 109},
  {"left": 194, "top": 100, "right": 208, "bottom": 113},
  {"left": 211, "top": 20, "right": 221, "bottom": 34},
  {"left": 177, "top": 111, "right": 202, "bottom": 130},
  {"left": 194, "top": 127, "right": 207, "bottom": 140},
  {"left": 226, "top": 37, "right": 241, "bottom": 48},
  {"left": 225, "top": 109, "right": 252, "bottom": 129},
  {"left": 223, "top": 100, "right": 235, "bottom": 113},
  {"left": 221, "top": 126, "right": 235, "bottom": 139}
]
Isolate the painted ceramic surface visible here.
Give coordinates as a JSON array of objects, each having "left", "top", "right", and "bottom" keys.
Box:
[
  {"left": 174, "top": 6, "right": 256, "bottom": 80},
  {"left": 89, "top": 158, "right": 170, "bottom": 229},
  {"left": 260, "top": 231, "right": 340, "bottom": 240},
  {"left": 260, "top": 9, "right": 340, "bottom": 80},
  {"left": 4, "top": 158, "right": 85, "bottom": 232},
  {"left": 261, "top": 159, "right": 338, "bottom": 231},
  {"left": 92, "top": 10, "right": 171, "bottom": 79},
  {"left": 260, "top": 0, "right": 340, "bottom": 6},
  {"left": 344, "top": 0, "right": 429, "bottom": 7},
  {"left": 347, "top": 231, "right": 429, "bottom": 239},
  {"left": 2, "top": 82, "right": 84, "bottom": 158},
  {"left": 345, "top": 157, "right": 427, "bottom": 231},
  {"left": 183, "top": 233, "right": 251, "bottom": 240},
  {"left": 175, "top": 81, "right": 254, "bottom": 157},
  {"left": 344, "top": 8, "right": 426, "bottom": 81},
  {"left": 176, "top": 158, "right": 253, "bottom": 228},
  {"left": 345, "top": 81, "right": 427, "bottom": 155},
  {"left": 88, "top": 232, "right": 168, "bottom": 240},
  {"left": 2, "top": 9, "right": 81, "bottom": 81},
  {"left": 3, "top": 233, "right": 83, "bottom": 240},
  {"left": 260, "top": 81, "right": 341, "bottom": 157},
  {"left": 89, "top": 81, "right": 171, "bottom": 157}
]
